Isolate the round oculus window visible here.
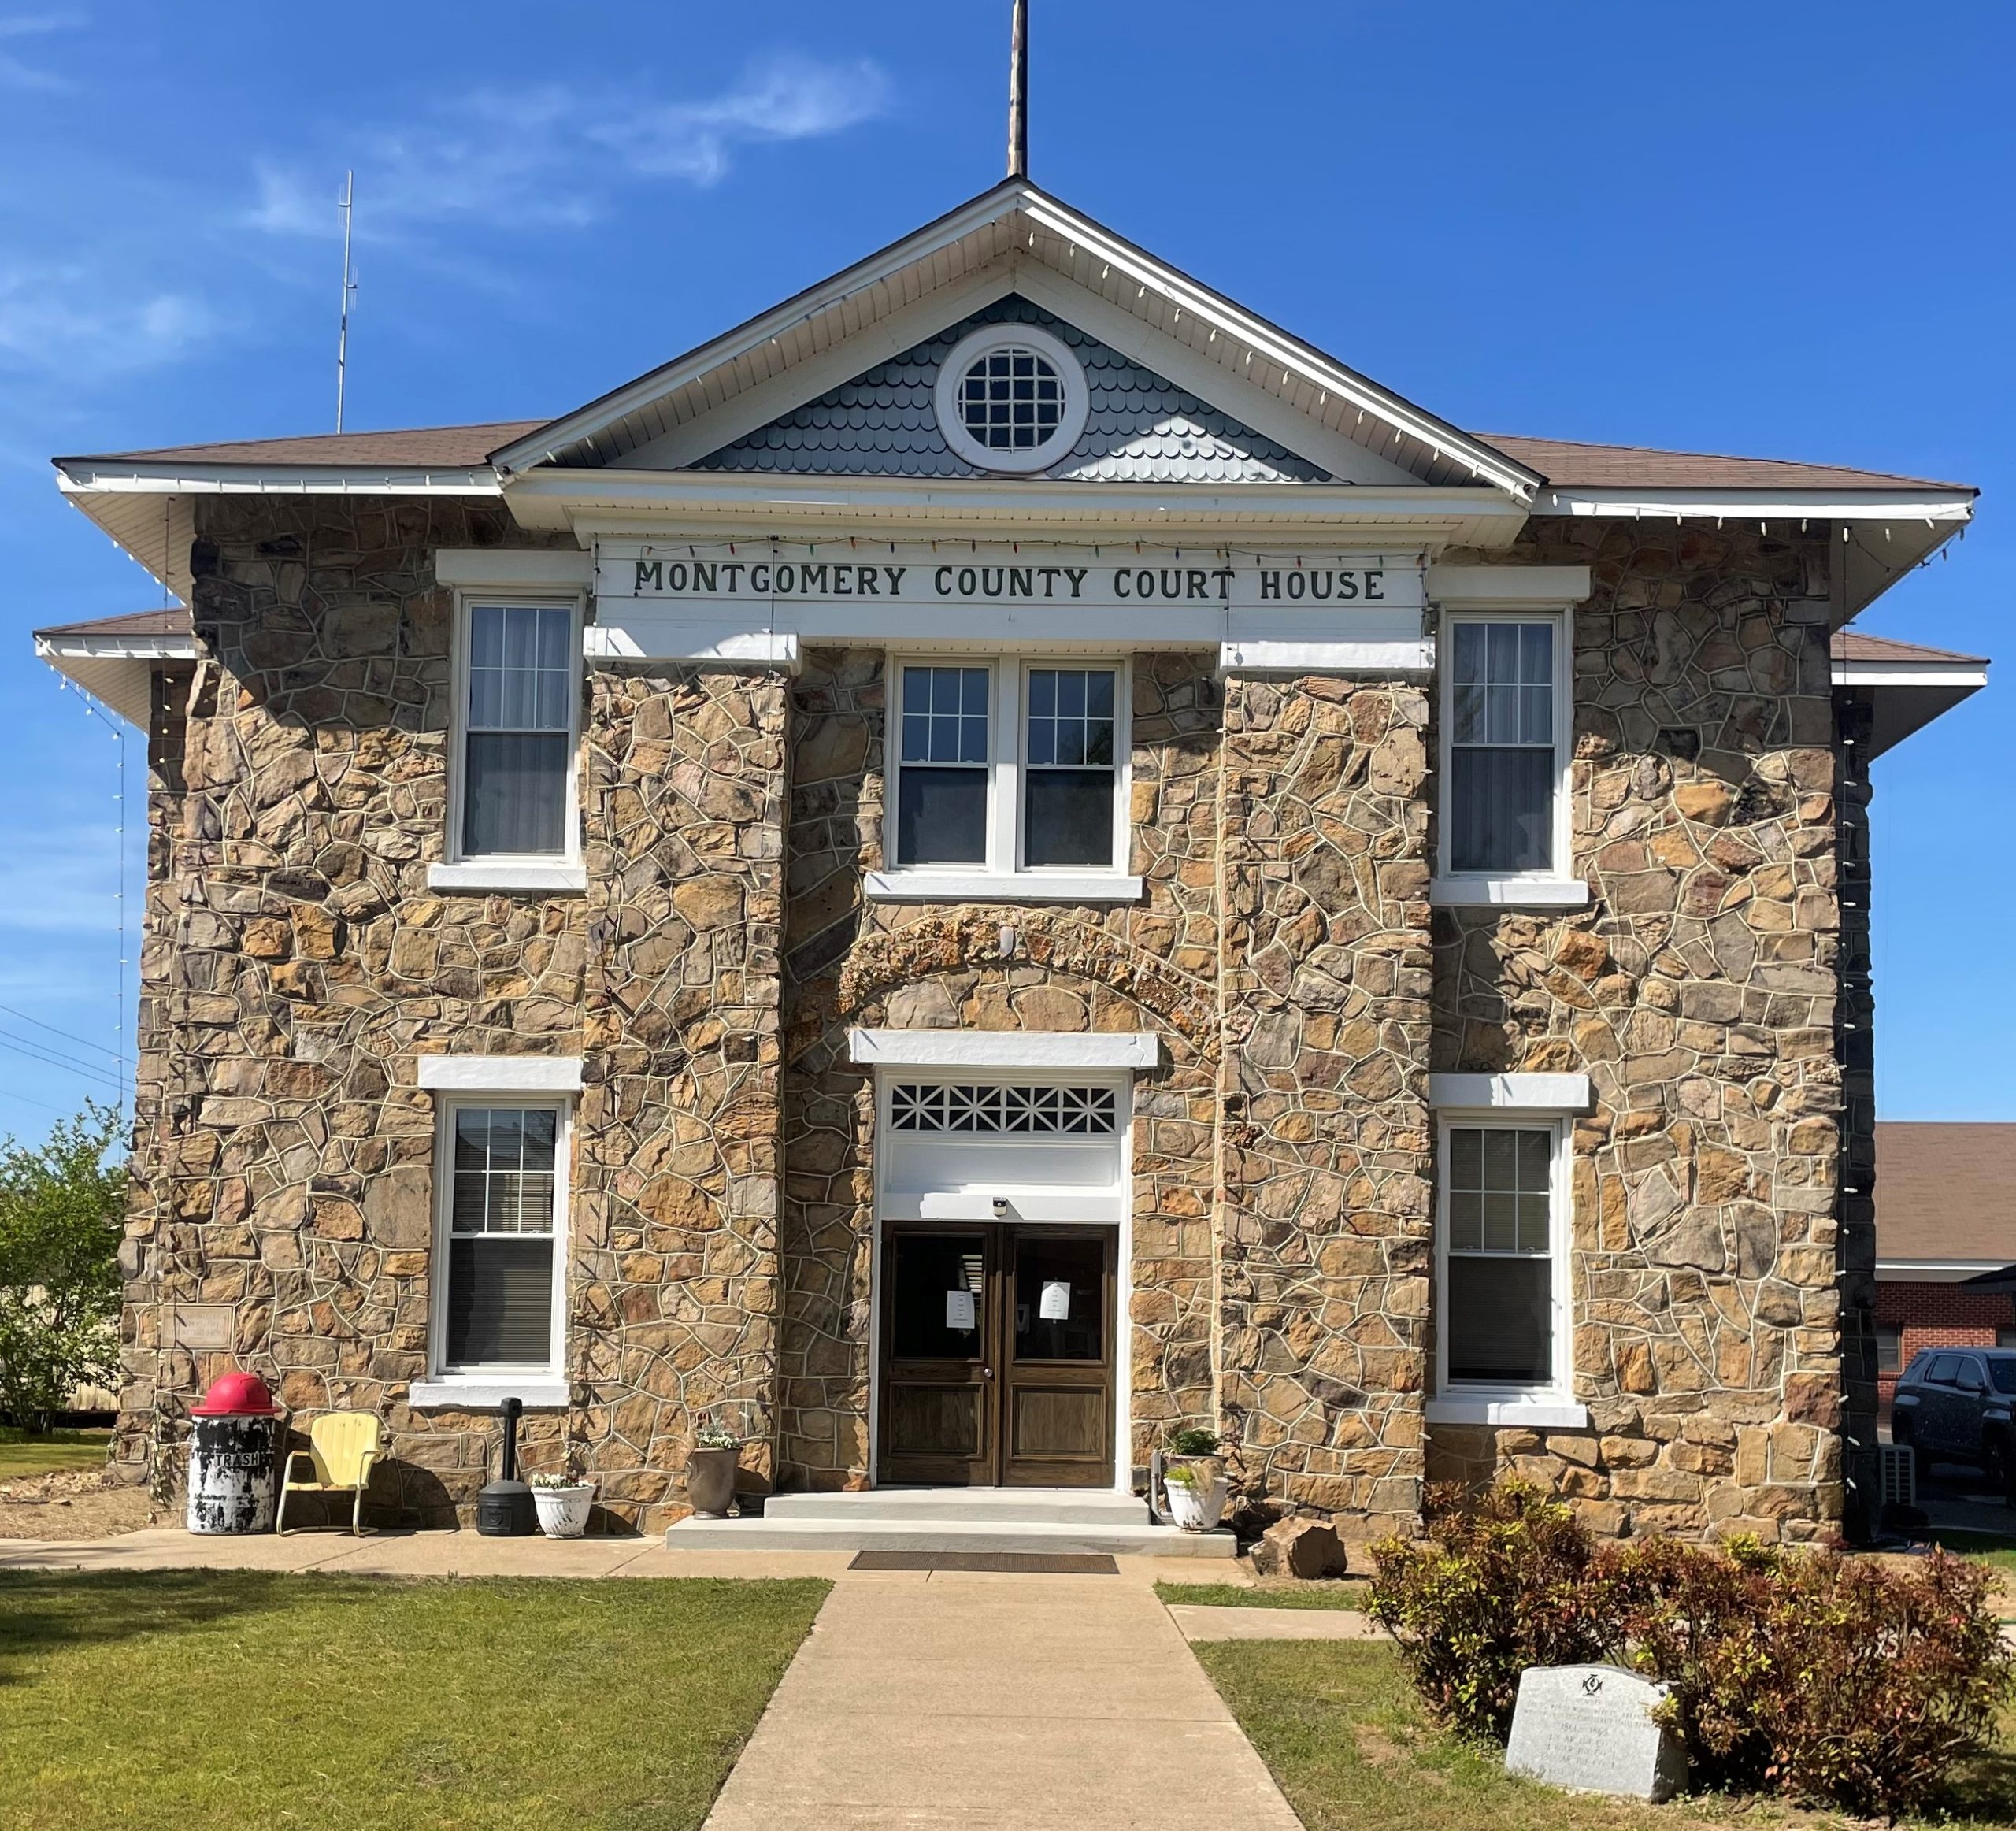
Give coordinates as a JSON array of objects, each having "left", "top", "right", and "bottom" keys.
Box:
[{"left": 933, "top": 324, "right": 1090, "bottom": 475}]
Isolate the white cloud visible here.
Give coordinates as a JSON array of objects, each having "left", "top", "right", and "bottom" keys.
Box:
[
  {"left": 241, "top": 53, "right": 891, "bottom": 240},
  {"left": 0, "top": 263, "right": 217, "bottom": 377},
  {"left": 0, "top": 10, "right": 83, "bottom": 92}
]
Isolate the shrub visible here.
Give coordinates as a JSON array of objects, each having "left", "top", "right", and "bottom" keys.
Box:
[
  {"left": 1366, "top": 1478, "right": 1614, "bottom": 1741},
  {"left": 1614, "top": 1537, "right": 2010, "bottom": 1818},
  {"left": 1373, "top": 1481, "right": 2013, "bottom": 1817}
]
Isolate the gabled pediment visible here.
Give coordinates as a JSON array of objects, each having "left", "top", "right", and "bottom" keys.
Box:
[{"left": 490, "top": 181, "right": 1540, "bottom": 502}]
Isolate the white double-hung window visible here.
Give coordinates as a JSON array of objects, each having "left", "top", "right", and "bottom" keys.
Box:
[
  {"left": 1428, "top": 565, "right": 1588, "bottom": 910},
  {"left": 1427, "top": 1073, "right": 1587, "bottom": 1430},
  {"left": 871, "top": 657, "right": 1141, "bottom": 903},
  {"left": 435, "top": 597, "right": 585, "bottom": 893}
]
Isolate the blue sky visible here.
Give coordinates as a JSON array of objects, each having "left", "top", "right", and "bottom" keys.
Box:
[{"left": 0, "top": 0, "right": 2007, "bottom": 1137}]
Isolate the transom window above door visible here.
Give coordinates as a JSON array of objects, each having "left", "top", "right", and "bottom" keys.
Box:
[
  {"left": 889, "top": 1082, "right": 1119, "bottom": 1136},
  {"left": 880, "top": 657, "right": 1136, "bottom": 901}
]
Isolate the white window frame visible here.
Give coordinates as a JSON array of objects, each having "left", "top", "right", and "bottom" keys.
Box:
[
  {"left": 868, "top": 652, "right": 1142, "bottom": 903},
  {"left": 431, "top": 591, "right": 588, "bottom": 895},
  {"left": 1430, "top": 605, "right": 1584, "bottom": 910},
  {"left": 933, "top": 323, "right": 1091, "bottom": 476},
  {"left": 1428, "top": 1109, "right": 1584, "bottom": 1429},
  {"left": 411, "top": 1093, "right": 572, "bottom": 1410}
]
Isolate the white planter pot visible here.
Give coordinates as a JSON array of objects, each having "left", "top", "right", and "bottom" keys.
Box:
[
  {"left": 1163, "top": 1469, "right": 1228, "bottom": 1532},
  {"left": 532, "top": 1484, "right": 595, "bottom": 1539}
]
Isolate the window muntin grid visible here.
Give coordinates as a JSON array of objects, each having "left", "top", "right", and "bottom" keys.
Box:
[
  {"left": 889, "top": 1082, "right": 1118, "bottom": 1136},
  {"left": 958, "top": 345, "right": 1065, "bottom": 453},
  {"left": 1025, "top": 668, "right": 1115, "bottom": 769},
  {"left": 450, "top": 1107, "right": 558, "bottom": 1237},
  {"left": 899, "top": 666, "right": 991, "bottom": 766},
  {"left": 1445, "top": 1125, "right": 1552, "bottom": 1256}
]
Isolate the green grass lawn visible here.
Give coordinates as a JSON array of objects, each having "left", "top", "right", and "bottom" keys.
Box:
[
  {"left": 0, "top": 1571, "right": 829, "bottom": 1831},
  {"left": 1156, "top": 1579, "right": 1369, "bottom": 1610},
  {"left": 0, "top": 1426, "right": 110, "bottom": 1482},
  {"left": 1196, "top": 1638, "right": 2016, "bottom": 1831}
]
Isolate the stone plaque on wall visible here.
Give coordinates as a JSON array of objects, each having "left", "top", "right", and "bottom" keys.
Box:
[
  {"left": 1504, "top": 1665, "right": 1687, "bottom": 1802},
  {"left": 172, "top": 1306, "right": 236, "bottom": 1351}
]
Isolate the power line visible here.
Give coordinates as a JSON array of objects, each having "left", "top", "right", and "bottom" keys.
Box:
[
  {"left": 0, "top": 1002, "right": 125, "bottom": 1065},
  {"left": 0, "top": 1030, "right": 128, "bottom": 1095}
]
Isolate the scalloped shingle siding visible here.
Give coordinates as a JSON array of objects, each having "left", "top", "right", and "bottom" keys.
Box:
[{"left": 693, "top": 297, "right": 1331, "bottom": 483}]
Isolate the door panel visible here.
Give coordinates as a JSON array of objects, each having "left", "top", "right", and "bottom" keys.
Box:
[{"left": 878, "top": 1223, "right": 1115, "bottom": 1488}]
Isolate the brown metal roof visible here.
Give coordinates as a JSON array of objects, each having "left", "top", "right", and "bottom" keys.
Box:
[
  {"left": 55, "top": 418, "right": 1977, "bottom": 497},
  {"left": 1877, "top": 1123, "right": 2016, "bottom": 1264},
  {"left": 56, "top": 422, "right": 547, "bottom": 468},
  {"left": 1833, "top": 632, "right": 1988, "bottom": 666},
  {"left": 1480, "top": 433, "right": 1970, "bottom": 495},
  {"left": 34, "top": 606, "right": 193, "bottom": 640}
]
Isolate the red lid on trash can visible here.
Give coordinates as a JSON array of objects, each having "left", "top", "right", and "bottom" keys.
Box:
[{"left": 190, "top": 1371, "right": 277, "bottom": 1417}]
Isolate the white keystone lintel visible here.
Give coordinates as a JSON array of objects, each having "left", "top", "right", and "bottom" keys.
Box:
[
  {"left": 849, "top": 1029, "right": 1158, "bottom": 1071},
  {"left": 435, "top": 549, "right": 595, "bottom": 588},
  {"left": 1427, "top": 563, "right": 1592, "bottom": 606},
  {"left": 1429, "top": 1072, "right": 1592, "bottom": 1114},
  {"left": 416, "top": 1054, "right": 584, "bottom": 1093},
  {"left": 584, "top": 620, "right": 801, "bottom": 670},
  {"left": 1218, "top": 639, "right": 1432, "bottom": 676}
]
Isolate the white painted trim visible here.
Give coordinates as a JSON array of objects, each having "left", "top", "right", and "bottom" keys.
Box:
[
  {"left": 1430, "top": 1073, "right": 1592, "bottom": 1113},
  {"left": 409, "top": 1378, "right": 569, "bottom": 1410},
  {"left": 32, "top": 632, "right": 197, "bottom": 662},
  {"left": 1532, "top": 486, "right": 1973, "bottom": 521},
  {"left": 446, "top": 591, "right": 586, "bottom": 875},
  {"left": 1833, "top": 662, "right": 1989, "bottom": 690},
  {"left": 57, "top": 463, "right": 499, "bottom": 496},
  {"left": 932, "top": 322, "right": 1091, "bottom": 476},
  {"left": 1220, "top": 639, "right": 1432, "bottom": 675},
  {"left": 1427, "top": 563, "right": 1592, "bottom": 606},
  {"left": 849, "top": 1029, "right": 1158, "bottom": 1069},
  {"left": 435, "top": 549, "right": 593, "bottom": 587},
  {"left": 866, "top": 869, "right": 1145, "bottom": 904},
  {"left": 428, "top": 862, "right": 588, "bottom": 895},
  {"left": 417, "top": 1055, "right": 585, "bottom": 1092},
  {"left": 1425, "top": 1395, "right": 1589, "bottom": 1429},
  {"left": 583, "top": 621, "right": 800, "bottom": 669},
  {"left": 1429, "top": 877, "right": 1590, "bottom": 910},
  {"left": 1879, "top": 1258, "right": 2016, "bottom": 1283}
]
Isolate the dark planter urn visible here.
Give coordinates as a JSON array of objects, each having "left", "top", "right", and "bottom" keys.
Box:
[{"left": 684, "top": 1446, "right": 740, "bottom": 1518}]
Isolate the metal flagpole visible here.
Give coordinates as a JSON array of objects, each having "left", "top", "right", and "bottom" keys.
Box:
[
  {"left": 335, "top": 172, "right": 356, "bottom": 432},
  {"left": 1008, "top": 0, "right": 1028, "bottom": 179}
]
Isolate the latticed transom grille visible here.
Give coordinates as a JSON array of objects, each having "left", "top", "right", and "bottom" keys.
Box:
[
  {"left": 889, "top": 1082, "right": 1118, "bottom": 1136},
  {"left": 958, "top": 346, "right": 1065, "bottom": 452}
]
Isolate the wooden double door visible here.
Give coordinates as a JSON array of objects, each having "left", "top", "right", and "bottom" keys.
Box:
[{"left": 877, "top": 1223, "right": 1116, "bottom": 1488}]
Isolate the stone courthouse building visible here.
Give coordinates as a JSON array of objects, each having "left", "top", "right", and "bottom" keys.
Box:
[{"left": 34, "top": 176, "right": 1988, "bottom": 1544}]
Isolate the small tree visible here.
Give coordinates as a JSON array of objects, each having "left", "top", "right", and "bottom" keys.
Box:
[{"left": 0, "top": 1104, "right": 127, "bottom": 1433}]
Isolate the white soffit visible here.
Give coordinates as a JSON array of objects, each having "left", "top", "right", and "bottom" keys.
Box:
[
  {"left": 491, "top": 180, "right": 1541, "bottom": 504},
  {"left": 1430, "top": 1072, "right": 1592, "bottom": 1113},
  {"left": 33, "top": 630, "right": 198, "bottom": 726},
  {"left": 849, "top": 1029, "right": 1159, "bottom": 1070},
  {"left": 415, "top": 1054, "right": 584, "bottom": 1092},
  {"left": 1835, "top": 654, "right": 1990, "bottom": 758}
]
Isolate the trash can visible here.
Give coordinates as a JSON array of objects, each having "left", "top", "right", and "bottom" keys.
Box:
[{"left": 186, "top": 1371, "right": 280, "bottom": 1534}]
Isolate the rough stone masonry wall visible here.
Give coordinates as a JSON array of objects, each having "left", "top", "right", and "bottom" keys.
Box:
[
  {"left": 1427, "top": 524, "right": 1845, "bottom": 1541},
  {"left": 119, "top": 498, "right": 784, "bottom": 1530},
  {"left": 1217, "top": 674, "right": 1435, "bottom": 1535},
  {"left": 776, "top": 647, "right": 1222, "bottom": 1489}
]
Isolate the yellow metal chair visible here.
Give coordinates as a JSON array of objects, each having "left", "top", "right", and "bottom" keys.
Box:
[{"left": 276, "top": 1412, "right": 382, "bottom": 1536}]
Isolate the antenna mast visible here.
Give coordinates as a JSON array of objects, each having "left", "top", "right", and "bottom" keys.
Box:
[
  {"left": 1008, "top": 0, "right": 1028, "bottom": 179},
  {"left": 335, "top": 171, "right": 357, "bottom": 433}
]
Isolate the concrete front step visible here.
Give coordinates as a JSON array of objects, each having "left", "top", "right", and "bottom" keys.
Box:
[
  {"left": 762, "top": 1486, "right": 1156, "bottom": 1526},
  {"left": 665, "top": 1509, "right": 1236, "bottom": 1559}
]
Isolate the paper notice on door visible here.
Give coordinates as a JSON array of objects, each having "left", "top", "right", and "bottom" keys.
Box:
[
  {"left": 944, "top": 1288, "right": 976, "bottom": 1330},
  {"left": 1040, "top": 1281, "right": 1072, "bottom": 1321}
]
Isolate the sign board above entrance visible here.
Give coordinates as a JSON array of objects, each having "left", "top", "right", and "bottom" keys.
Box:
[
  {"left": 597, "top": 543, "right": 1425, "bottom": 615},
  {"left": 586, "top": 542, "right": 1432, "bottom": 672}
]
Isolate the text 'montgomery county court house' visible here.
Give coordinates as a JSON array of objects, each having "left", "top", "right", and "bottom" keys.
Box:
[{"left": 34, "top": 176, "right": 1990, "bottom": 1539}]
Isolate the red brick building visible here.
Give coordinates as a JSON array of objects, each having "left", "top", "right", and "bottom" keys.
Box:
[{"left": 1876, "top": 1123, "right": 2016, "bottom": 1402}]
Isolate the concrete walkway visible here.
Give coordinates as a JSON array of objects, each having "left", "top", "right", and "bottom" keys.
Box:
[
  {"left": 1169, "top": 1601, "right": 1383, "bottom": 1641},
  {"left": 705, "top": 1568, "right": 1303, "bottom": 1831}
]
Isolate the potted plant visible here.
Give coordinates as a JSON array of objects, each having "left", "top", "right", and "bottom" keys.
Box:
[
  {"left": 1162, "top": 1427, "right": 1228, "bottom": 1533},
  {"left": 684, "top": 1419, "right": 742, "bottom": 1519},
  {"left": 528, "top": 1468, "right": 595, "bottom": 1540}
]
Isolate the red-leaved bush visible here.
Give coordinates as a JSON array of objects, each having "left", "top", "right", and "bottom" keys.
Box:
[{"left": 1369, "top": 1481, "right": 2012, "bottom": 1817}]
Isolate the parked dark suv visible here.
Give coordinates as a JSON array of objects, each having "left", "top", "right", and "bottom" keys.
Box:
[{"left": 1892, "top": 1347, "right": 2016, "bottom": 1499}]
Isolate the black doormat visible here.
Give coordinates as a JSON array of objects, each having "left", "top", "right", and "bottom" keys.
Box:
[{"left": 847, "top": 1551, "right": 1118, "bottom": 1573}]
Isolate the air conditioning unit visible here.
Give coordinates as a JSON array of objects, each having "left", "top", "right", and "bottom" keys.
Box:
[{"left": 1877, "top": 1441, "right": 1916, "bottom": 1512}]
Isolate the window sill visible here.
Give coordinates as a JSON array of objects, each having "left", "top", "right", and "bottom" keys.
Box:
[
  {"left": 428, "top": 862, "right": 587, "bottom": 895},
  {"left": 1425, "top": 1393, "right": 1588, "bottom": 1429},
  {"left": 1429, "top": 877, "right": 1588, "bottom": 910},
  {"left": 408, "top": 1378, "right": 569, "bottom": 1410},
  {"left": 865, "top": 869, "right": 1144, "bottom": 905}
]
